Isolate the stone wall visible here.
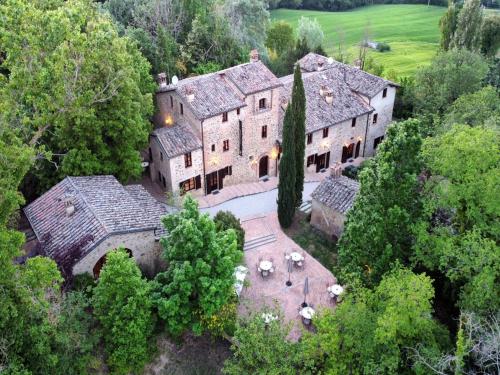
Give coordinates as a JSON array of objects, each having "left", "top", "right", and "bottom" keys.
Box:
[
  {"left": 72, "top": 230, "right": 164, "bottom": 278},
  {"left": 149, "top": 136, "right": 174, "bottom": 190},
  {"left": 304, "top": 113, "right": 369, "bottom": 171},
  {"left": 364, "top": 86, "right": 396, "bottom": 156},
  {"left": 310, "top": 200, "right": 346, "bottom": 239},
  {"left": 169, "top": 150, "right": 204, "bottom": 192}
]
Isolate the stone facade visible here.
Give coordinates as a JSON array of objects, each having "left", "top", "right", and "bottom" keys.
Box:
[
  {"left": 310, "top": 200, "right": 346, "bottom": 239},
  {"left": 150, "top": 52, "right": 397, "bottom": 196},
  {"left": 72, "top": 230, "right": 164, "bottom": 278}
]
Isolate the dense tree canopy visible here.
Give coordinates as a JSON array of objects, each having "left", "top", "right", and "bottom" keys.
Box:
[
  {"left": 0, "top": 0, "right": 155, "bottom": 192},
  {"left": 265, "top": 21, "right": 296, "bottom": 56},
  {"left": 337, "top": 119, "right": 423, "bottom": 286},
  {"left": 92, "top": 249, "right": 153, "bottom": 374},
  {"left": 450, "top": 0, "right": 483, "bottom": 51},
  {"left": 153, "top": 196, "right": 242, "bottom": 336},
  {"left": 297, "top": 17, "right": 325, "bottom": 50}
]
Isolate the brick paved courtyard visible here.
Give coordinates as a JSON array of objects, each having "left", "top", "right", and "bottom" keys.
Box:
[{"left": 239, "top": 212, "right": 338, "bottom": 341}]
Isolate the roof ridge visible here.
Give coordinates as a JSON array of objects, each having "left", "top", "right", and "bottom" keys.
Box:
[{"left": 67, "top": 176, "right": 110, "bottom": 235}]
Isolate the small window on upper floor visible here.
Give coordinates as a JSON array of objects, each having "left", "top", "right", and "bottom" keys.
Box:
[
  {"left": 211, "top": 144, "right": 215, "bottom": 152},
  {"left": 261, "top": 125, "right": 267, "bottom": 139},
  {"left": 373, "top": 113, "right": 378, "bottom": 124},
  {"left": 352, "top": 118, "right": 356, "bottom": 127},
  {"left": 307, "top": 133, "right": 313, "bottom": 145},
  {"left": 180, "top": 103, "right": 184, "bottom": 115},
  {"left": 237, "top": 108, "right": 240, "bottom": 115},
  {"left": 259, "top": 98, "right": 266, "bottom": 110},
  {"left": 222, "top": 112, "right": 228, "bottom": 122},
  {"left": 223, "top": 140, "right": 229, "bottom": 152},
  {"left": 160, "top": 152, "right": 163, "bottom": 162},
  {"left": 170, "top": 95, "right": 173, "bottom": 108},
  {"left": 323, "top": 127, "right": 329, "bottom": 138},
  {"left": 382, "top": 88, "right": 388, "bottom": 98},
  {"left": 184, "top": 152, "right": 192, "bottom": 168}
]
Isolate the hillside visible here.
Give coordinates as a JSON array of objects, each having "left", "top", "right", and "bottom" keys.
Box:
[{"left": 271, "top": 5, "right": 446, "bottom": 77}]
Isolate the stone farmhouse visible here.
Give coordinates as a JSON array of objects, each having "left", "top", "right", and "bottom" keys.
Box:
[
  {"left": 149, "top": 51, "right": 397, "bottom": 196},
  {"left": 310, "top": 164, "right": 360, "bottom": 239},
  {"left": 24, "top": 175, "right": 175, "bottom": 278}
]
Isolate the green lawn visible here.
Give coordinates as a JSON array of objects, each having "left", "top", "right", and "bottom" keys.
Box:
[{"left": 271, "top": 5, "right": 446, "bottom": 77}]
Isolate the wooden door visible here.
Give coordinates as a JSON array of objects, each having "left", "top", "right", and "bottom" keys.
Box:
[
  {"left": 259, "top": 156, "right": 269, "bottom": 177},
  {"left": 206, "top": 171, "right": 218, "bottom": 194}
]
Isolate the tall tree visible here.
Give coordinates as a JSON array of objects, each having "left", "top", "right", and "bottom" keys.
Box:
[
  {"left": 337, "top": 119, "right": 423, "bottom": 286},
  {"left": 451, "top": 0, "right": 483, "bottom": 51},
  {"left": 300, "top": 268, "right": 449, "bottom": 374},
  {"left": 277, "top": 106, "right": 297, "bottom": 228},
  {"left": 480, "top": 14, "right": 500, "bottom": 57},
  {"left": 291, "top": 65, "right": 306, "bottom": 207},
  {"left": 297, "top": 16, "right": 325, "bottom": 50},
  {"left": 152, "top": 196, "right": 242, "bottom": 336},
  {"left": 0, "top": 0, "right": 155, "bottom": 192},
  {"left": 265, "top": 21, "right": 295, "bottom": 56},
  {"left": 92, "top": 249, "right": 153, "bottom": 374},
  {"left": 439, "top": 1, "right": 460, "bottom": 50}
]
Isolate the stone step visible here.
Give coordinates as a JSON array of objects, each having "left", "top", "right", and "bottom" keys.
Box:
[
  {"left": 243, "top": 233, "right": 277, "bottom": 251},
  {"left": 299, "top": 200, "right": 312, "bottom": 213}
]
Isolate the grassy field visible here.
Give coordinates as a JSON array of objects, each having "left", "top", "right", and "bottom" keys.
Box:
[{"left": 271, "top": 5, "right": 446, "bottom": 77}]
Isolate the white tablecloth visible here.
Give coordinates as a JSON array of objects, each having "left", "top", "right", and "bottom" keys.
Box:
[
  {"left": 290, "top": 252, "right": 303, "bottom": 262},
  {"left": 300, "top": 306, "right": 315, "bottom": 320},
  {"left": 259, "top": 260, "right": 273, "bottom": 271}
]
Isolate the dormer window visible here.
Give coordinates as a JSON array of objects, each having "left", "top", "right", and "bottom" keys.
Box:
[
  {"left": 222, "top": 112, "right": 228, "bottom": 122},
  {"left": 259, "top": 98, "right": 266, "bottom": 110},
  {"left": 382, "top": 88, "right": 387, "bottom": 98}
]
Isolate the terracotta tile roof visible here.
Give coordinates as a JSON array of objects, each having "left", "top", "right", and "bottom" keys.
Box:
[
  {"left": 279, "top": 68, "right": 373, "bottom": 135},
  {"left": 24, "top": 176, "right": 174, "bottom": 269},
  {"left": 224, "top": 61, "right": 283, "bottom": 95},
  {"left": 157, "top": 61, "right": 281, "bottom": 120},
  {"left": 151, "top": 121, "right": 202, "bottom": 158},
  {"left": 311, "top": 175, "right": 360, "bottom": 214},
  {"left": 297, "top": 52, "right": 398, "bottom": 98}
]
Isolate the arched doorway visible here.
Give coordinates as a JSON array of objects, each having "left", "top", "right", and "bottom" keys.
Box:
[
  {"left": 259, "top": 155, "right": 269, "bottom": 178},
  {"left": 93, "top": 248, "right": 133, "bottom": 278},
  {"left": 341, "top": 144, "right": 354, "bottom": 163}
]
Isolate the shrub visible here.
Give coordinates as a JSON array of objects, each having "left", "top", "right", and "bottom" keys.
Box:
[
  {"left": 214, "top": 211, "right": 245, "bottom": 251},
  {"left": 376, "top": 42, "right": 391, "bottom": 52}
]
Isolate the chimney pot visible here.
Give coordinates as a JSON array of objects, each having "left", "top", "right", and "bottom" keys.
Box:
[
  {"left": 250, "top": 49, "right": 259, "bottom": 63},
  {"left": 64, "top": 196, "right": 75, "bottom": 217},
  {"left": 325, "top": 90, "right": 334, "bottom": 104},
  {"left": 319, "top": 85, "right": 327, "bottom": 97},
  {"left": 185, "top": 86, "right": 195, "bottom": 102},
  {"left": 157, "top": 73, "right": 167, "bottom": 88},
  {"left": 317, "top": 61, "right": 324, "bottom": 71},
  {"left": 330, "top": 163, "right": 342, "bottom": 178}
]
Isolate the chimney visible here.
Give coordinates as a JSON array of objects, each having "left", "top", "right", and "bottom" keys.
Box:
[
  {"left": 325, "top": 89, "right": 334, "bottom": 105},
  {"left": 64, "top": 196, "right": 75, "bottom": 217},
  {"left": 317, "top": 60, "right": 324, "bottom": 71},
  {"left": 157, "top": 72, "right": 167, "bottom": 89},
  {"left": 330, "top": 163, "right": 342, "bottom": 178},
  {"left": 185, "top": 86, "right": 195, "bottom": 102},
  {"left": 250, "top": 49, "right": 259, "bottom": 63},
  {"left": 319, "top": 85, "right": 327, "bottom": 97}
]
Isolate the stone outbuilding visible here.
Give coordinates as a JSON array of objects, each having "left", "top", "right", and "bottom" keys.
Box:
[
  {"left": 310, "top": 166, "right": 360, "bottom": 239},
  {"left": 23, "top": 175, "right": 175, "bottom": 278}
]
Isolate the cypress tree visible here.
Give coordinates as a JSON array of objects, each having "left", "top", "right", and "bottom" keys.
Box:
[
  {"left": 291, "top": 64, "right": 306, "bottom": 207},
  {"left": 277, "top": 105, "right": 296, "bottom": 228}
]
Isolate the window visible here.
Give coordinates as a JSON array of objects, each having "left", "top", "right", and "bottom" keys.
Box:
[
  {"left": 222, "top": 112, "right": 228, "bottom": 122},
  {"left": 307, "top": 133, "right": 313, "bottom": 145},
  {"left": 179, "top": 176, "right": 201, "bottom": 193},
  {"left": 237, "top": 108, "right": 240, "bottom": 115},
  {"left": 261, "top": 125, "right": 267, "bottom": 139},
  {"left": 372, "top": 113, "right": 378, "bottom": 124},
  {"left": 149, "top": 147, "right": 153, "bottom": 161},
  {"left": 223, "top": 140, "right": 229, "bottom": 152},
  {"left": 352, "top": 118, "right": 356, "bottom": 127},
  {"left": 170, "top": 96, "right": 173, "bottom": 108},
  {"left": 374, "top": 136, "right": 384, "bottom": 150},
  {"left": 306, "top": 155, "right": 315, "bottom": 166},
  {"left": 184, "top": 152, "right": 192, "bottom": 168},
  {"left": 238, "top": 121, "right": 243, "bottom": 156},
  {"left": 180, "top": 103, "right": 184, "bottom": 115},
  {"left": 382, "top": 88, "right": 387, "bottom": 98},
  {"left": 211, "top": 144, "right": 215, "bottom": 152},
  {"left": 160, "top": 152, "right": 163, "bottom": 162},
  {"left": 259, "top": 98, "right": 266, "bottom": 110},
  {"left": 323, "top": 128, "right": 329, "bottom": 138}
]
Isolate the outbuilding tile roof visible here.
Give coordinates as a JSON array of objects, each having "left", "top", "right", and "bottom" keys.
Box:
[
  {"left": 224, "top": 61, "right": 283, "bottom": 95},
  {"left": 297, "top": 52, "right": 398, "bottom": 98},
  {"left": 279, "top": 68, "right": 373, "bottom": 135},
  {"left": 152, "top": 121, "right": 202, "bottom": 158},
  {"left": 311, "top": 175, "right": 360, "bottom": 214},
  {"left": 24, "top": 176, "right": 174, "bottom": 269}
]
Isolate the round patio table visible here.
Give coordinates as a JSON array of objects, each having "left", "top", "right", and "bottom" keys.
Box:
[
  {"left": 259, "top": 260, "right": 273, "bottom": 271},
  {"left": 328, "top": 284, "right": 344, "bottom": 296},
  {"left": 300, "top": 306, "right": 315, "bottom": 324},
  {"left": 290, "top": 252, "right": 303, "bottom": 262}
]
